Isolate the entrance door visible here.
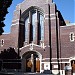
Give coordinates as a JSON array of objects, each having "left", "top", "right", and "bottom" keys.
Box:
[
  {"left": 26, "top": 58, "right": 40, "bottom": 72},
  {"left": 26, "top": 59, "right": 32, "bottom": 72},
  {"left": 36, "top": 58, "right": 40, "bottom": 72},
  {"left": 23, "top": 52, "right": 40, "bottom": 73}
]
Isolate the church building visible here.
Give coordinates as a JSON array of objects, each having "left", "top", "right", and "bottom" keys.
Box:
[{"left": 0, "top": 0, "right": 75, "bottom": 75}]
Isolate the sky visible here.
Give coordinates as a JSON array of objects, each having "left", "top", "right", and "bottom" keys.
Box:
[{"left": 4, "top": 0, "right": 75, "bottom": 33}]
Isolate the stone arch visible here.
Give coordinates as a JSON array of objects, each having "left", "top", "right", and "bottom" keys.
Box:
[
  {"left": 21, "top": 50, "right": 42, "bottom": 73},
  {"left": 22, "top": 50, "right": 42, "bottom": 59},
  {"left": 21, "top": 6, "right": 44, "bottom": 21},
  {"left": 19, "top": 6, "right": 44, "bottom": 45}
]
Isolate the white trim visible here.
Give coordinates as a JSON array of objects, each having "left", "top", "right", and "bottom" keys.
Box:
[
  {"left": 44, "top": 14, "right": 49, "bottom": 16},
  {"left": 44, "top": 14, "right": 55, "bottom": 16},
  {"left": 54, "top": 65, "right": 58, "bottom": 68},
  {"left": 50, "top": 17, "right": 56, "bottom": 19},
  {"left": 12, "top": 19, "right": 19, "bottom": 22},
  {"left": 42, "top": 58, "right": 69, "bottom": 60},
  {"left": 69, "top": 32, "right": 74, "bottom": 42},
  {"left": 53, "top": 58, "right": 69, "bottom": 60},
  {"left": 41, "top": 62, "right": 70, "bottom": 64},
  {"left": 42, "top": 58, "right": 70, "bottom": 64},
  {"left": 61, "top": 24, "right": 75, "bottom": 27},
  {"left": 20, "top": 43, "right": 51, "bottom": 50},
  {"left": 41, "top": 62, "right": 50, "bottom": 63},
  {"left": 20, "top": 44, "right": 30, "bottom": 50},
  {"left": 20, "top": 43, "right": 47, "bottom": 50},
  {"left": 3, "top": 32, "right": 10, "bottom": 34},
  {"left": 11, "top": 22, "right": 19, "bottom": 26},
  {"left": 41, "top": 57, "right": 75, "bottom": 64},
  {"left": 51, "top": 62, "right": 70, "bottom": 64},
  {"left": 44, "top": 18, "right": 49, "bottom": 19},
  {"left": 52, "top": 70, "right": 60, "bottom": 75},
  {"left": 50, "top": 14, "right": 56, "bottom": 16},
  {"left": 42, "top": 58, "right": 50, "bottom": 60},
  {"left": 66, "top": 23, "right": 75, "bottom": 26}
]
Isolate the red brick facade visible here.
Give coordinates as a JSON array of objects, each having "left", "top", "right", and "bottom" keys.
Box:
[{"left": 0, "top": 0, "right": 75, "bottom": 74}]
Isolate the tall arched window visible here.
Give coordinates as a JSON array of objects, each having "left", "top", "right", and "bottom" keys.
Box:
[
  {"left": 40, "top": 14, "right": 44, "bottom": 41},
  {"left": 32, "top": 12, "right": 37, "bottom": 41},
  {"left": 24, "top": 8, "right": 44, "bottom": 44},
  {"left": 25, "top": 17, "right": 29, "bottom": 42}
]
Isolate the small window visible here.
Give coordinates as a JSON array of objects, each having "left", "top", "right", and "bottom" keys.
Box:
[
  {"left": 69, "top": 32, "right": 74, "bottom": 42},
  {"left": 1, "top": 39, "right": 4, "bottom": 47}
]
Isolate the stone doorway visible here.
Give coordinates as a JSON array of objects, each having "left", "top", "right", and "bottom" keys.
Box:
[{"left": 22, "top": 51, "right": 41, "bottom": 73}]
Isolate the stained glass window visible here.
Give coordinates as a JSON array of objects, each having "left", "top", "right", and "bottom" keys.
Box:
[
  {"left": 24, "top": 9, "right": 44, "bottom": 44},
  {"left": 32, "top": 12, "right": 37, "bottom": 41},
  {"left": 40, "top": 14, "right": 44, "bottom": 41},
  {"left": 25, "top": 17, "right": 29, "bottom": 42}
]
